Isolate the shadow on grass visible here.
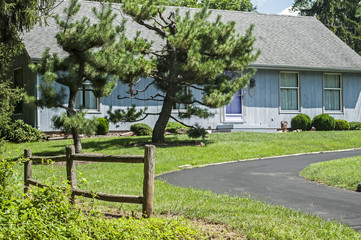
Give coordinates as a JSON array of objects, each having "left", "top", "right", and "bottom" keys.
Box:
[{"left": 13, "top": 135, "right": 215, "bottom": 159}]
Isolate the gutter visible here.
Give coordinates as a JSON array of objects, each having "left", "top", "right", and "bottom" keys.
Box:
[
  {"left": 32, "top": 57, "right": 361, "bottom": 73},
  {"left": 249, "top": 63, "right": 361, "bottom": 73}
]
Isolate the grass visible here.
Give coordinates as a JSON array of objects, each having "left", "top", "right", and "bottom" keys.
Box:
[
  {"left": 4, "top": 131, "right": 361, "bottom": 239},
  {"left": 301, "top": 156, "right": 361, "bottom": 191}
]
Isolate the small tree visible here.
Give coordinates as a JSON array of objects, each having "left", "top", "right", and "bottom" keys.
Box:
[
  {"left": 30, "top": 0, "right": 153, "bottom": 152},
  {"left": 109, "top": 0, "right": 259, "bottom": 143}
]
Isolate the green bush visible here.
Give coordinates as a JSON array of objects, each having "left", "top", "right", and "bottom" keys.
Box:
[
  {"left": 96, "top": 118, "right": 109, "bottom": 135},
  {"left": 1, "top": 120, "right": 44, "bottom": 143},
  {"left": 0, "top": 159, "right": 206, "bottom": 240},
  {"left": 291, "top": 113, "right": 312, "bottom": 131},
  {"left": 312, "top": 114, "right": 335, "bottom": 131},
  {"left": 334, "top": 119, "right": 350, "bottom": 131},
  {"left": 130, "top": 123, "right": 153, "bottom": 136},
  {"left": 187, "top": 124, "right": 208, "bottom": 140},
  {"left": 166, "top": 122, "right": 189, "bottom": 133},
  {"left": 349, "top": 122, "right": 361, "bottom": 130}
]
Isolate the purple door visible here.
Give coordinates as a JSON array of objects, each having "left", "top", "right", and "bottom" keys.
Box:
[{"left": 225, "top": 90, "right": 243, "bottom": 122}]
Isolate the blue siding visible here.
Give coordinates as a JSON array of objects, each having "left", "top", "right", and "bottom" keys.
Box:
[{"left": 36, "top": 69, "right": 361, "bottom": 132}]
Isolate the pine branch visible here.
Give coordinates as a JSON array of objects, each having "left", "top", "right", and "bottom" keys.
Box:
[
  {"left": 137, "top": 19, "right": 166, "bottom": 37},
  {"left": 134, "top": 80, "right": 157, "bottom": 94},
  {"left": 169, "top": 116, "right": 192, "bottom": 128}
]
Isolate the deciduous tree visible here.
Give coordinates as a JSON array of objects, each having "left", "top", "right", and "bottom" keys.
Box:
[
  {"left": 293, "top": 0, "right": 361, "bottom": 55},
  {"left": 0, "top": 0, "right": 55, "bottom": 146}
]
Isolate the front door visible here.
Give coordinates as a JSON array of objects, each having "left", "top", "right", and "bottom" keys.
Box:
[{"left": 225, "top": 90, "right": 243, "bottom": 122}]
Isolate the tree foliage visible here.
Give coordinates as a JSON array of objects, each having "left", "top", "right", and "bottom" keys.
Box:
[
  {"left": 109, "top": 0, "right": 259, "bottom": 143},
  {"left": 91, "top": 0, "right": 255, "bottom": 12},
  {"left": 0, "top": 1, "right": 55, "bottom": 147},
  {"left": 293, "top": 0, "right": 361, "bottom": 55},
  {"left": 30, "top": 0, "right": 153, "bottom": 152}
]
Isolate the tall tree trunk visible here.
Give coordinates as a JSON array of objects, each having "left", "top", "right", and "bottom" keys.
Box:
[{"left": 152, "top": 83, "right": 176, "bottom": 143}]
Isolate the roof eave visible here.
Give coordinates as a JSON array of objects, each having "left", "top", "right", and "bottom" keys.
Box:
[{"left": 250, "top": 64, "right": 361, "bottom": 73}]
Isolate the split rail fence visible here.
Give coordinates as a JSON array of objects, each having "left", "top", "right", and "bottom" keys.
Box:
[{"left": 23, "top": 145, "right": 155, "bottom": 216}]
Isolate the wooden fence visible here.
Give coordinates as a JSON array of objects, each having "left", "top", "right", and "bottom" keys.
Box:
[{"left": 23, "top": 145, "right": 155, "bottom": 217}]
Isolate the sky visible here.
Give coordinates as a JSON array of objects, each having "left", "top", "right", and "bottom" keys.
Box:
[{"left": 251, "top": 0, "right": 297, "bottom": 15}]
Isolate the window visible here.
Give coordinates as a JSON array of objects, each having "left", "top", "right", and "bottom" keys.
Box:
[
  {"left": 324, "top": 73, "right": 342, "bottom": 112},
  {"left": 172, "top": 86, "right": 189, "bottom": 111},
  {"left": 75, "top": 81, "right": 98, "bottom": 110},
  {"left": 280, "top": 72, "right": 299, "bottom": 112},
  {"left": 13, "top": 68, "right": 23, "bottom": 114}
]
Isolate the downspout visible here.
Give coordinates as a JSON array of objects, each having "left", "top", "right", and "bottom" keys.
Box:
[{"left": 36, "top": 73, "right": 40, "bottom": 130}]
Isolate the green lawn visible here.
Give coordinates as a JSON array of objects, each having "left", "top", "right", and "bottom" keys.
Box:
[
  {"left": 301, "top": 156, "right": 361, "bottom": 191},
  {"left": 4, "top": 131, "right": 361, "bottom": 239}
]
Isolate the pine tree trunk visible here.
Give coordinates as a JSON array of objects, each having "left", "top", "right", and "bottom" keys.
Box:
[
  {"left": 152, "top": 83, "right": 176, "bottom": 143},
  {"left": 72, "top": 129, "right": 82, "bottom": 153},
  {"left": 152, "top": 99, "right": 173, "bottom": 143},
  {"left": 68, "top": 89, "right": 82, "bottom": 152}
]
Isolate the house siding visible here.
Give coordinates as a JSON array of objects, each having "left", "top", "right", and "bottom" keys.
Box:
[
  {"left": 11, "top": 52, "right": 37, "bottom": 127},
  {"left": 34, "top": 69, "right": 361, "bottom": 132}
]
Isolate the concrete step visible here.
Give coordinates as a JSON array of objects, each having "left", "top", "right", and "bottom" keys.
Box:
[{"left": 216, "top": 124, "right": 234, "bottom": 130}]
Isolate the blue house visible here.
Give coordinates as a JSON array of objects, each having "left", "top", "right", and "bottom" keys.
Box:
[{"left": 14, "top": 0, "right": 361, "bottom": 132}]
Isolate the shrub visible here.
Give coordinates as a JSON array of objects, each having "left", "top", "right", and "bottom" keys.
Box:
[
  {"left": 349, "top": 122, "right": 361, "bottom": 130},
  {"left": 291, "top": 113, "right": 312, "bottom": 131},
  {"left": 96, "top": 118, "right": 109, "bottom": 135},
  {"left": 166, "top": 122, "right": 189, "bottom": 133},
  {"left": 130, "top": 123, "right": 152, "bottom": 136},
  {"left": 334, "top": 119, "right": 350, "bottom": 131},
  {"left": 1, "top": 120, "right": 44, "bottom": 143},
  {"left": 187, "top": 124, "right": 208, "bottom": 140},
  {"left": 312, "top": 114, "right": 335, "bottom": 131}
]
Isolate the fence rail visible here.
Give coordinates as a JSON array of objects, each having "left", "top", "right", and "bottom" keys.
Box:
[{"left": 23, "top": 145, "right": 155, "bottom": 217}]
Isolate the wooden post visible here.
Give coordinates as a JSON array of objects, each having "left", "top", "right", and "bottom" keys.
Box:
[
  {"left": 142, "top": 145, "right": 155, "bottom": 217},
  {"left": 24, "top": 149, "right": 32, "bottom": 194},
  {"left": 66, "top": 145, "right": 77, "bottom": 204}
]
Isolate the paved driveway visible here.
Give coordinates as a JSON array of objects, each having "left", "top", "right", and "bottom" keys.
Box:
[{"left": 158, "top": 150, "right": 361, "bottom": 230}]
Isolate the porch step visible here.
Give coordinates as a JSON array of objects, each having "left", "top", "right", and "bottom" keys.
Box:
[{"left": 216, "top": 124, "right": 234, "bottom": 130}]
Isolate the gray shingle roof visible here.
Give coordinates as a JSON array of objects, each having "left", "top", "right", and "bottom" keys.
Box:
[{"left": 22, "top": 0, "right": 361, "bottom": 72}]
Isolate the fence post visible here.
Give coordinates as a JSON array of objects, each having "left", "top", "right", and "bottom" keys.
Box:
[
  {"left": 24, "top": 149, "right": 32, "bottom": 194},
  {"left": 66, "top": 145, "right": 77, "bottom": 204},
  {"left": 143, "top": 145, "right": 155, "bottom": 217}
]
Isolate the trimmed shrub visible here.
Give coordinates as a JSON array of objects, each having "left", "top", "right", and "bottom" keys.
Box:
[
  {"left": 312, "top": 114, "right": 335, "bottom": 131},
  {"left": 334, "top": 119, "right": 350, "bottom": 131},
  {"left": 96, "top": 118, "right": 109, "bottom": 135},
  {"left": 166, "top": 122, "right": 189, "bottom": 133},
  {"left": 130, "top": 123, "right": 152, "bottom": 136},
  {"left": 291, "top": 113, "right": 312, "bottom": 131},
  {"left": 1, "top": 120, "right": 44, "bottom": 143},
  {"left": 350, "top": 122, "right": 361, "bottom": 130}
]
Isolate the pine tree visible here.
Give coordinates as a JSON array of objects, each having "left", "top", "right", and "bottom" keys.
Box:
[
  {"left": 30, "top": 0, "right": 153, "bottom": 152},
  {"left": 293, "top": 0, "right": 361, "bottom": 55},
  {"left": 110, "top": 0, "right": 259, "bottom": 143}
]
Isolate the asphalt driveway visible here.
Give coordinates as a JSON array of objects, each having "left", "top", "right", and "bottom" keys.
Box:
[{"left": 158, "top": 149, "right": 361, "bottom": 230}]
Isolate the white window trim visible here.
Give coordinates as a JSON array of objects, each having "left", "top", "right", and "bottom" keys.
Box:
[
  {"left": 323, "top": 73, "right": 343, "bottom": 114},
  {"left": 279, "top": 71, "right": 300, "bottom": 113},
  {"left": 171, "top": 86, "right": 190, "bottom": 113}
]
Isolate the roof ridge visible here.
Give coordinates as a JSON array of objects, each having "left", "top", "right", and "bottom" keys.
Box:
[{"left": 60, "top": 0, "right": 315, "bottom": 19}]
